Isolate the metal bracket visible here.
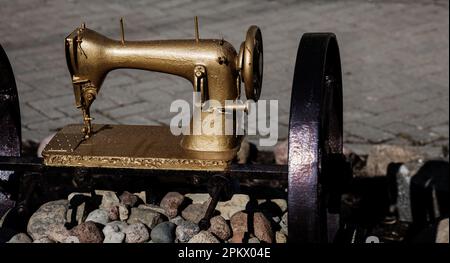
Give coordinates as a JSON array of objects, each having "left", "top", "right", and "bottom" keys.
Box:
[{"left": 194, "top": 65, "right": 208, "bottom": 103}]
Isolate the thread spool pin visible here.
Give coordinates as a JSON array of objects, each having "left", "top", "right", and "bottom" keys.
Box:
[{"left": 120, "top": 17, "right": 125, "bottom": 45}]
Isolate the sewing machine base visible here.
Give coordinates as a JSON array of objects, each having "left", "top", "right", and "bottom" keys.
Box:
[{"left": 42, "top": 124, "right": 236, "bottom": 171}]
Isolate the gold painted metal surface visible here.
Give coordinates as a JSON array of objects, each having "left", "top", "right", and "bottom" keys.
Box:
[
  {"left": 43, "top": 124, "right": 235, "bottom": 171},
  {"left": 45, "top": 19, "right": 264, "bottom": 170},
  {"left": 64, "top": 20, "right": 263, "bottom": 153}
]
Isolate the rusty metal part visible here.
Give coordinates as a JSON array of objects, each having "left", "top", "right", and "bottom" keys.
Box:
[
  {"left": 199, "top": 174, "right": 233, "bottom": 230},
  {"left": 65, "top": 21, "right": 262, "bottom": 154},
  {"left": 0, "top": 156, "right": 287, "bottom": 216},
  {"left": 288, "top": 33, "right": 345, "bottom": 243},
  {"left": 0, "top": 44, "right": 21, "bottom": 175},
  {"left": 0, "top": 44, "right": 21, "bottom": 216},
  {"left": 42, "top": 124, "right": 237, "bottom": 171},
  {"left": 0, "top": 156, "right": 287, "bottom": 180}
]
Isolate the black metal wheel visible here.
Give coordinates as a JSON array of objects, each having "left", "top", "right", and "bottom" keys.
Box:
[
  {"left": 0, "top": 43, "right": 22, "bottom": 224},
  {"left": 288, "top": 33, "right": 345, "bottom": 243}
]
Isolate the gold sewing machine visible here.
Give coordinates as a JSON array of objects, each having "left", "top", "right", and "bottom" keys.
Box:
[{"left": 42, "top": 18, "right": 263, "bottom": 171}]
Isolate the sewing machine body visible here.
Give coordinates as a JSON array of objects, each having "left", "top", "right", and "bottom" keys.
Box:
[{"left": 42, "top": 20, "right": 263, "bottom": 171}]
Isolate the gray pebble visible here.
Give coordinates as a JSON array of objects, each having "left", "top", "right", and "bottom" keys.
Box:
[
  {"left": 160, "top": 192, "right": 185, "bottom": 219},
  {"left": 27, "top": 200, "right": 68, "bottom": 240},
  {"left": 47, "top": 224, "right": 71, "bottom": 243},
  {"left": 170, "top": 216, "right": 185, "bottom": 226},
  {"left": 188, "top": 231, "right": 220, "bottom": 243},
  {"left": 103, "top": 221, "right": 128, "bottom": 236},
  {"left": 181, "top": 203, "right": 207, "bottom": 224},
  {"left": 62, "top": 236, "right": 80, "bottom": 243},
  {"left": 209, "top": 215, "right": 231, "bottom": 241},
  {"left": 151, "top": 222, "right": 176, "bottom": 243},
  {"left": 127, "top": 207, "right": 163, "bottom": 229},
  {"left": 97, "top": 191, "right": 120, "bottom": 211},
  {"left": 119, "top": 204, "right": 129, "bottom": 221},
  {"left": 7, "top": 233, "right": 32, "bottom": 243},
  {"left": 176, "top": 221, "right": 200, "bottom": 242},
  {"left": 104, "top": 231, "right": 125, "bottom": 243},
  {"left": 124, "top": 223, "right": 149, "bottom": 243},
  {"left": 86, "top": 209, "right": 109, "bottom": 225},
  {"left": 248, "top": 237, "right": 260, "bottom": 243},
  {"left": 33, "top": 237, "right": 55, "bottom": 243}
]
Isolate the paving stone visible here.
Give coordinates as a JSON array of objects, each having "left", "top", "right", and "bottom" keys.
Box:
[{"left": 346, "top": 122, "right": 396, "bottom": 144}]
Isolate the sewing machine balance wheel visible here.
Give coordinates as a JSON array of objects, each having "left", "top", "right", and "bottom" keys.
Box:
[
  {"left": 288, "top": 33, "right": 349, "bottom": 243},
  {"left": 240, "top": 25, "right": 263, "bottom": 101}
]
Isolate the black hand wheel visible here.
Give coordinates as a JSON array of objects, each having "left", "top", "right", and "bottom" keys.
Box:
[
  {"left": 288, "top": 33, "right": 345, "bottom": 243},
  {"left": 0, "top": 44, "right": 22, "bottom": 215}
]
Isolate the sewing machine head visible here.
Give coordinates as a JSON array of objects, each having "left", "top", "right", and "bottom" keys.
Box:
[
  {"left": 65, "top": 18, "right": 262, "bottom": 151},
  {"left": 42, "top": 18, "right": 263, "bottom": 171}
]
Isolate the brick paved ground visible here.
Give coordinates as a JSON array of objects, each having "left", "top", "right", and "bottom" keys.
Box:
[{"left": 0, "top": 0, "right": 448, "bottom": 156}]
